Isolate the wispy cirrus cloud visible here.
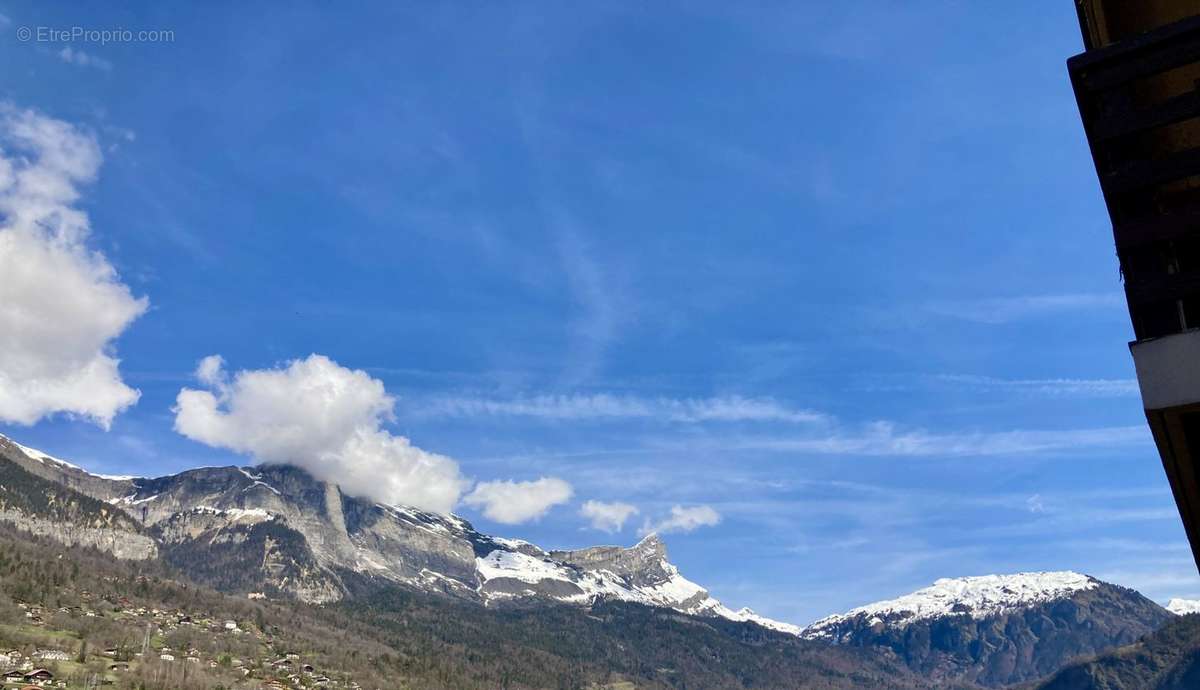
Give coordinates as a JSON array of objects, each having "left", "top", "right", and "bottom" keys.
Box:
[
  {"left": 58, "top": 47, "right": 112, "bottom": 72},
  {"left": 727, "top": 422, "right": 1148, "bottom": 457},
  {"left": 934, "top": 374, "right": 1139, "bottom": 398},
  {"left": 411, "top": 393, "right": 826, "bottom": 424},
  {"left": 925, "top": 292, "right": 1123, "bottom": 324}
]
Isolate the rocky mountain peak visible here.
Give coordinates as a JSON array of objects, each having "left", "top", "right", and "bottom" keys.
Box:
[
  {"left": 632, "top": 531, "right": 666, "bottom": 557},
  {"left": 549, "top": 532, "right": 670, "bottom": 586}
]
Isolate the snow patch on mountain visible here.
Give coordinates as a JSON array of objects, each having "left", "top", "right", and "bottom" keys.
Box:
[
  {"left": 473, "top": 547, "right": 801, "bottom": 634},
  {"left": 477, "top": 550, "right": 573, "bottom": 586},
  {"left": 110, "top": 493, "right": 160, "bottom": 506},
  {"left": 1167, "top": 598, "right": 1200, "bottom": 615},
  {"left": 177, "top": 505, "right": 277, "bottom": 524},
  {"left": 730, "top": 607, "right": 805, "bottom": 636},
  {"left": 803, "top": 571, "right": 1097, "bottom": 639},
  {"left": 1, "top": 433, "right": 138, "bottom": 481}
]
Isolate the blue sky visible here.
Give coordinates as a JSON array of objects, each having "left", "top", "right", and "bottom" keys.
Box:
[{"left": 0, "top": 1, "right": 1196, "bottom": 626}]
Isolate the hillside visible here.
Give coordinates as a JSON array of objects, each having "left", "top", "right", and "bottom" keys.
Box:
[
  {"left": 1034, "top": 614, "right": 1200, "bottom": 690},
  {"left": 0, "top": 450, "right": 156, "bottom": 561},
  {"left": 0, "top": 527, "right": 945, "bottom": 690}
]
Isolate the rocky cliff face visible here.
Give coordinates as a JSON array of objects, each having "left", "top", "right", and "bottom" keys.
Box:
[
  {"left": 0, "top": 433, "right": 793, "bottom": 633},
  {"left": 803, "top": 572, "right": 1173, "bottom": 687},
  {"left": 0, "top": 439, "right": 156, "bottom": 560}
]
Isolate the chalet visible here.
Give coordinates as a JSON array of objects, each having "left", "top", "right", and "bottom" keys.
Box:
[
  {"left": 223, "top": 620, "right": 238, "bottom": 630},
  {"left": 3, "top": 670, "right": 26, "bottom": 682},
  {"left": 35, "top": 651, "right": 68, "bottom": 662},
  {"left": 159, "top": 653, "right": 175, "bottom": 662},
  {"left": 24, "top": 668, "right": 54, "bottom": 684}
]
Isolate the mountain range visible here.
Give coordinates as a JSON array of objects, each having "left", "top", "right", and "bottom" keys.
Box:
[{"left": 0, "top": 431, "right": 1191, "bottom": 688}]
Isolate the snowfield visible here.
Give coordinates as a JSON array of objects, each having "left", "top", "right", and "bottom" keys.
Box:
[{"left": 803, "top": 571, "right": 1098, "bottom": 639}]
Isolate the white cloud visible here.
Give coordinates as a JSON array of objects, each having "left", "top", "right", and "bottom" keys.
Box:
[
  {"left": 463, "top": 477, "right": 573, "bottom": 525},
  {"left": 195, "top": 354, "right": 226, "bottom": 387},
  {"left": 0, "top": 105, "right": 147, "bottom": 429},
  {"left": 58, "top": 47, "right": 112, "bottom": 71},
  {"left": 418, "top": 393, "right": 825, "bottom": 424},
  {"left": 580, "top": 500, "right": 639, "bottom": 533},
  {"left": 640, "top": 504, "right": 721, "bottom": 535},
  {"left": 173, "top": 354, "right": 469, "bottom": 514},
  {"left": 1026, "top": 494, "right": 1045, "bottom": 514}
]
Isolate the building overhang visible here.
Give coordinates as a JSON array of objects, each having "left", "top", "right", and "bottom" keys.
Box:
[{"left": 1132, "top": 329, "right": 1200, "bottom": 409}]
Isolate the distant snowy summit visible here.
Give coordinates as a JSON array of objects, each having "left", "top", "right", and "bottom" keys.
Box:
[
  {"left": 1167, "top": 598, "right": 1200, "bottom": 615},
  {"left": 799, "top": 570, "right": 1169, "bottom": 687},
  {"left": 804, "top": 571, "right": 1098, "bottom": 639}
]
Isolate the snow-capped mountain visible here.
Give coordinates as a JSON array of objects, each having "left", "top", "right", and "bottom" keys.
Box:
[
  {"left": 802, "top": 571, "right": 1172, "bottom": 687},
  {"left": 1167, "top": 598, "right": 1200, "bottom": 615},
  {"left": 0, "top": 433, "right": 797, "bottom": 633},
  {"left": 803, "top": 571, "right": 1099, "bottom": 639},
  {"left": 476, "top": 535, "right": 803, "bottom": 634},
  {"left": 0, "top": 430, "right": 1179, "bottom": 687}
]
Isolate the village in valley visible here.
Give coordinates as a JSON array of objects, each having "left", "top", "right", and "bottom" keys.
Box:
[{"left": 0, "top": 565, "right": 370, "bottom": 690}]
